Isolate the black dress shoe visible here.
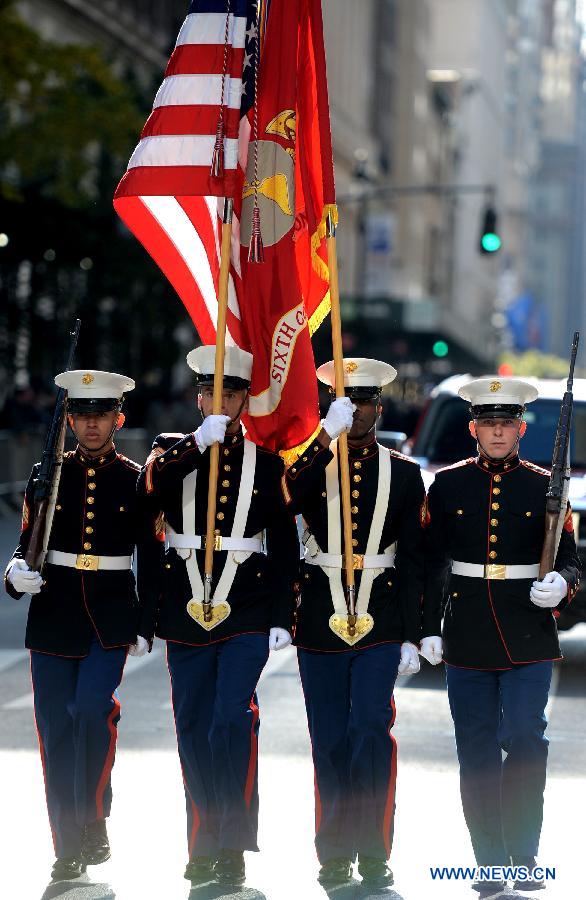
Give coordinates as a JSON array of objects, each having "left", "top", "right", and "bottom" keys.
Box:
[
  {"left": 317, "top": 858, "right": 353, "bottom": 886},
  {"left": 82, "top": 818, "right": 111, "bottom": 865},
  {"left": 512, "top": 856, "right": 545, "bottom": 892},
  {"left": 184, "top": 856, "right": 215, "bottom": 884},
  {"left": 215, "top": 849, "right": 246, "bottom": 886},
  {"left": 51, "top": 857, "right": 86, "bottom": 881},
  {"left": 471, "top": 880, "right": 507, "bottom": 899},
  {"left": 357, "top": 856, "right": 394, "bottom": 888}
]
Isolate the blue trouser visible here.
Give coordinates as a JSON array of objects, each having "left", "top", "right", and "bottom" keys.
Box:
[
  {"left": 166, "top": 634, "right": 269, "bottom": 857},
  {"left": 446, "top": 661, "right": 553, "bottom": 866},
  {"left": 297, "top": 643, "right": 401, "bottom": 863},
  {"left": 31, "top": 640, "right": 127, "bottom": 858}
]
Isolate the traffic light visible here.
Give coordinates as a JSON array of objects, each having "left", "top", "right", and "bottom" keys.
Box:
[
  {"left": 432, "top": 340, "right": 449, "bottom": 357},
  {"left": 479, "top": 206, "right": 501, "bottom": 254}
]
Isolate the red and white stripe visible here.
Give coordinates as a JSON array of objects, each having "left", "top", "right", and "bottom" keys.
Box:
[{"left": 114, "top": 6, "right": 250, "bottom": 348}]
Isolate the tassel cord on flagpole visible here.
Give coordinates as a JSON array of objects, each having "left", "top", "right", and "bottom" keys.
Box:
[
  {"left": 248, "top": 0, "right": 264, "bottom": 262},
  {"left": 326, "top": 211, "right": 356, "bottom": 634},
  {"left": 211, "top": 1, "right": 232, "bottom": 178},
  {"left": 203, "top": 198, "right": 234, "bottom": 621}
]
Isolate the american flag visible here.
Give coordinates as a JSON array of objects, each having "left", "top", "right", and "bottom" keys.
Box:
[
  {"left": 114, "top": 0, "right": 267, "bottom": 349},
  {"left": 115, "top": 0, "right": 335, "bottom": 454}
]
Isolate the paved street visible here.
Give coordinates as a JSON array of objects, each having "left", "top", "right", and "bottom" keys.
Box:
[{"left": 0, "top": 515, "right": 584, "bottom": 900}]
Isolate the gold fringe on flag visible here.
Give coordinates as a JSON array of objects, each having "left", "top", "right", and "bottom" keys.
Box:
[
  {"left": 280, "top": 423, "right": 322, "bottom": 467},
  {"left": 308, "top": 291, "right": 331, "bottom": 336}
]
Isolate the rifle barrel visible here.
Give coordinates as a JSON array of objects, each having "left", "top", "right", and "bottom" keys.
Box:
[{"left": 567, "top": 331, "right": 579, "bottom": 391}]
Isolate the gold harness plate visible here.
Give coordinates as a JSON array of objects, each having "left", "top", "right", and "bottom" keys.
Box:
[
  {"left": 186, "top": 599, "right": 231, "bottom": 630},
  {"left": 484, "top": 564, "right": 507, "bottom": 580},
  {"left": 329, "top": 613, "right": 374, "bottom": 646},
  {"left": 75, "top": 554, "right": 99, "bottom": 571}
]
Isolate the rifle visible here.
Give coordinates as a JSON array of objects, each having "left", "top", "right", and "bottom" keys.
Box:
[
  {"left": 24, "top": 320, "right": 81, "bottom": 572},
  {"left": 539, "top": 331, "right": 580, "bottom": 578}
]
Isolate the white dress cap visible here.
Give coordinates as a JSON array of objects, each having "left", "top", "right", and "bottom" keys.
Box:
[
  {"left": 187, "top": 345, "right": 253, "bottom": 383},
  {"left": 317, "top": 358, "right": 397, "bottom": 389},
  {"left": 54, "top": 370, "right": 135, "bottom": 399},
  {"left": 458, "top": 376, "right": 538, "bottom": 408}
]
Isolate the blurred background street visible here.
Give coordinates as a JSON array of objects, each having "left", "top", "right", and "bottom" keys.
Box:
[{"left": 3, "top": 0, "right": 586, "bottom": 445}]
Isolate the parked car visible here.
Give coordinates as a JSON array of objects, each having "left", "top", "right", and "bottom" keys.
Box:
[{"left": 403, "top": 374, "right": 586, "bottom": 630}]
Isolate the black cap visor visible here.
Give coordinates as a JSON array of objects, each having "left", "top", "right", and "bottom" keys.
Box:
[
  {"left": 328, "top": 386, "right": 381, "bottom": 402},
  {"left": 67, "top": 397, "right": 122, "bottom": 414},
  {"left": 197, "top": 375, "right": 250, "bottom": 391},
  {"left": 471, "top": 403, "right": 524, "bottom": 420}
]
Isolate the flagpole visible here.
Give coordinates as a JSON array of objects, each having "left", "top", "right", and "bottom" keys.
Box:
[
  {"left": 326, "top": 211, "right": 356, "bottom": 635},
  {"left": 203, "top": 197, "right": 234, "bottom": 622}
]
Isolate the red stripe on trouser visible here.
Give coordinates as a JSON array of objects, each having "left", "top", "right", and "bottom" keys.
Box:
[
  {"left": 182, "top": 763, "right": 201, "bottom": 857},
  {"left": 314, "top": 771, "right": 322, "bottom": 836},
  {"left": 166, "top": 645, "right": 202, "bottom": 855},
  {"left": 30, "top": 655, "right": 58, "bottom": 853},
  {"left": 244, "top": 695, "right": 260, "bottom": 809},
  {"left": 382, "top": 695, "right": 398, "bottom": 857},
  {"left": 95, "top": 694, "right": 121, "bottom": 819}
]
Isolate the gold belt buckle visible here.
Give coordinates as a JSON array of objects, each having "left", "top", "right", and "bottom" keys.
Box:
[
  {"left": 75, "top": 553, "right": 99, "bottom": 571},
  {"left": 204, "top": 535, "right": 222, "bottom": 551},
  {"left": 484, "top": 563, "right": 506, "bottom": 580},
  {"left": 352, "top": 554, "right": 364, "bottom": 570}
]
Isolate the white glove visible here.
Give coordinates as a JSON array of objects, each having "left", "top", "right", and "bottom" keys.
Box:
[
  {"left": 321, "top": 397, "right": 355, "bottom": 440},
  {"left": 7, "top": 558, "right": 43, "bottom": 595},
  {"left": 194, "top": 415, "right": 231, "bottom": 452},
  {"left": 530, "top": 571, "right": 568, "bottom": 608},
  {"left": 128, "top": 635, "right": 149, "bottom": 657},
  {"left": 269, "top": 627, "right": 292, "bottom": 651},
  {"left": 419, "top": 635, "right": 443, "bottom": 665},
  {"left": 398, "top": 641, "right": 420, "bottom": 675}
]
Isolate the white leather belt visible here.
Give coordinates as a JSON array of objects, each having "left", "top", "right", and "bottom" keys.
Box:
[
  {"left": 305, "top": 550, "right": 396, "bottom": 571},
  {"left": 167, "top": 533, "right": 263, "bottom": 553},
  {"left": 46, "top": 550, "right": 132, "bottom": 572},
  {"left": 451, "top": 561, "right": 540, "bottom": 580}
]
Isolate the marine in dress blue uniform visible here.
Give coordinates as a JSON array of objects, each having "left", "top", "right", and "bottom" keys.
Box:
[
  {"left": 4, "top": 370, "right": 162, "bottom": 882},
  {"left": 423, "top": 377, "right": 581, "bottom": 897},
  {"left": 139, "top": 346, "right": 299, "bottom": 887},
  {"left": 282, "top": 358, "right": 426, "bottom": 890}
]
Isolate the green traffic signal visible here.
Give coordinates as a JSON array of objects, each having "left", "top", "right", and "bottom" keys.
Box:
[
  {"left": 432, "top": 340, "right": 449, "bottom": 357},
  {"left": 479, "top": 206, "right": 501, "bottom": 254},
  {"left": 481, "top": 232, "right": 501, "bottom": 253}
]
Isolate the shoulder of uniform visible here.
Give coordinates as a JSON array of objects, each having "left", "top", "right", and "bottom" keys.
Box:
[
  {"left": 155, "top": 433, "right": 197, "bottom": 468},
  {"left": 152, "top": 432, "right": 186, "bottom": 452},
  {"left": 256, "top": 444, "right": 285, "bottom": 470},
  {"left": 116, "top": 454, "right": 141, "bottom": 472},
  {"left": 521, "top": 459, "right": 550, "bottom": 477},
  {"left": 388, "top": 447, "right": 419, "bottom": 466},
  {"left": 62, "top": 450, "right": 75, "bottom": 460},
  {"left": 256, "top": 443, "right": 279, "bottom": 457},
  {"left": 436, "top": 457, "right": 476, "bottom": 475},
  {"left": 256, "top": 444, "right": 281, "bottom": 461}
]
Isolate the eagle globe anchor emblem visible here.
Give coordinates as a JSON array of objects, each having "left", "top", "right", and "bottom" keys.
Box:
[{"left": 186, "top": 599, "right": 231, "bottom": 630}]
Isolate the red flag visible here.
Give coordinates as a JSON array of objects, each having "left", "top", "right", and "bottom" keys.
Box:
[{"left": 114, "top": 0, "right": 336, "bottom": 454}]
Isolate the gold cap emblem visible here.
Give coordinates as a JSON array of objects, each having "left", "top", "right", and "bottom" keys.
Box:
[
  {"left": 490, "top": 381, "right": 501, "bottom": 393},
  {"left": 344, "top": 362, "right": 358, "bottom": 374},
  {"left": 82, "top": 373, "right": 94, "bottom": 385}
]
